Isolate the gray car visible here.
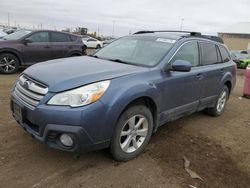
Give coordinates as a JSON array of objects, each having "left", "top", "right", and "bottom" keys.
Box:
[{"left": 0, "top": 29, "right": 86, "bottom": 74}]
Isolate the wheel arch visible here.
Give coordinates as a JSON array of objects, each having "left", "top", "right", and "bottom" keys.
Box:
[
  {"left": 68, "top": 50, "right": 83, "bottom": 57},
  {"left": 0, "top": 49, "right": 23, "bottom": 65},
  {"left": 220, "top": 71, "right": 234, "bottom": 94},
  {"left": 224, "top": 80, "right": 232, "bottom": 94},
  {"left": 114, "top": 95, "right": 159, "bottom": 133}
]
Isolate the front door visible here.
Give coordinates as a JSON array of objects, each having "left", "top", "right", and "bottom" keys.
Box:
[
  {"left": 157, "top": 41, "right": 203, "bottom": 124},
  {"left": 21, "top": 31, "right": 51, "bottom": 64}
]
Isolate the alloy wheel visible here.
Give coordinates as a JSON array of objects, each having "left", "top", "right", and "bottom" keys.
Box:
[
  {"left": 120, "top": 115, "right": 149, "bottom": 153},
  {"left": 0, "top": 56, "right": 17, "bottom": 73},
  {"left": 217, "top": 91, "right": 227, "bottom": 113}
]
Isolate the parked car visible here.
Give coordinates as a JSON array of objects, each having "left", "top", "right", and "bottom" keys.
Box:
[
  {"left": 11, "top": 31, "right": 236, "bottom": 161},
  {"left": 103, "top": 38, "right": 115, "bottom": 46},
  {"left": 238, "top": 58, "right": 250, "bottom": 69},
  {"left": 0, "top": 29, "right": 7, "bottom": 38},
  {"left": 231, "top": 50, "right": 249, "bottom": 67},
  {"left": 82, "top": 37, "right": 103, "bottom": 49},
  {"left": 0, "top": 29, "right": 86, "bottom": 74}
]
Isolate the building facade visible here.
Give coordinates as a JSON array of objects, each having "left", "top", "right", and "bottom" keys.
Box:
[{"left": 218, "top": 23, "right": 250, "bottom": 51}]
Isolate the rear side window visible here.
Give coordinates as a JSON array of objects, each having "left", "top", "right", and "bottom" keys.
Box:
[
  {"left": 200, "top": 42, "right": 219, "bottom": 65},
  {"left": 70, "top": 35, "right": 78, "bottom": 41},
  {"left": 218, "top": 46, "right": 230, "bottom": 63},
  {"left": 51, "top": 32, "right": 71, "bottom": 42},
  {"left": 170, "top": 41, "right": 199, "bottom": 67}
]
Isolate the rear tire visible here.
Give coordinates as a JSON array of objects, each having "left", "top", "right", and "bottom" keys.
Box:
[
  {"left": 206, "top": 86, "right": 229, "bottom": 117},
  {"left": 83, "top": 45, "right": 87, "bottom": 55},
  {"left": 110, "top": 105, "right": 153, "bottom": 162},
  {"left": 0, "top": 53, "right": 19, "bottom": 74}
]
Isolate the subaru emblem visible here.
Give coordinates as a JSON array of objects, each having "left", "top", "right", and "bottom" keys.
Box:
[{"left": 23, "top": 81, "right": 30, "bottom": 89}]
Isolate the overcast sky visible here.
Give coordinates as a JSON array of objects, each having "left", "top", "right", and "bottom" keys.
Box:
[{"left": 0, "top": 0, "right": 249, "bottom": 36}]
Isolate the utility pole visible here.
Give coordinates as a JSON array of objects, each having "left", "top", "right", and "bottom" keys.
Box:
[
  {"left": 180, "top": 18, "right": 184, "bottom": 31},
  {"left": 8, "top": 12, "right": 10, "bottom": 27},
  {"left": 112, "top": 21, "right": 115, "bottom": 37}
]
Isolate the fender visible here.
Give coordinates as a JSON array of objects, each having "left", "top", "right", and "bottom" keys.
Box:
[
  {"left": 220, "top": 71, "right": 233, "bottom": 91},
  {"left": 99, "top": 77, "right": 160, "bottom": 138},
  {"left": 0, "top": 48, "right": 23, "bottom": 64}
]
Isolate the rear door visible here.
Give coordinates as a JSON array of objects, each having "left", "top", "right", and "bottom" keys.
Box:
[
  {"left": 49, "top": 31, "right": 73, "bottom": 59},
  {"left": 198, "top": 42, "right": 225, "bottom": 108},
  {"left": 21, "top": 31, "right": 51, "bottom": 64}
]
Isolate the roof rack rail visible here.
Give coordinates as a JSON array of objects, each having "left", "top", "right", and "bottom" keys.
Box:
[
  {"left": 133, "top": 30, "right": 224, "bottom": 44},
  {"left": 200, "top": 35, "right": 224, "bottom": 44},
  {"left": 133, "top": 30, "right": 202, "bottom": 36}
]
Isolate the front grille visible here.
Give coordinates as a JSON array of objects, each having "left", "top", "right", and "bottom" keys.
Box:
[{"left": 13, "top": 75, "right": 48, "bottom": 110}]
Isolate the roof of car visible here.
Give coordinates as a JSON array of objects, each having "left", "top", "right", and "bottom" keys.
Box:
[
  {"left": 26, "top": 29, "right": 82, "bottom": 37},
  {"left": 132, "top": 32, "right": 185, "bottom": 40},
  {"left": 133, "top": 30, "right": 224, "bottom": 44}
]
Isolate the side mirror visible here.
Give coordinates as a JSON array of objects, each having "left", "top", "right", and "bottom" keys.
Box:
[
  {"left": 23, "top": 38, "right": 32, "bottom": 44},
  {"left": 171, "top": 60, "right": 192, "bottom": 72}
]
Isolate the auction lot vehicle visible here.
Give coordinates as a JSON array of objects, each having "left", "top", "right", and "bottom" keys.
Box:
[
  {"left": 82, "top": 37, "right": 103, "bottom": 49},
  {"left": 0, "top": 29, "right": 85, "bottom": 74},
  {"left": 0, "top": 28, "right": 7, "bottom": 38},
  {"left": 231, "top": 50, "right": 250, "bottom": 68},
  {"left": 239, "top": 58, "right": 250, "bottom": 69},
  {"left": 11, "top": 31, "right": 236, "bottom": 161}
]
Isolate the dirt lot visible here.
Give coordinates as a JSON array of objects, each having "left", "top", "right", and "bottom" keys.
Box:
[{"left": 0, "top": 62, "right": 249, "bottom": 187}]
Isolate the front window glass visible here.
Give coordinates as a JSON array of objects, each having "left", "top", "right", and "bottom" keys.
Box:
[
  {"left": 95, "top": 36, "right": 175, "bottom": 67},
  {"left": 28, "top": 32, "right": 49, "bottom": 42},
  {"left": 3, "top": 29, "right": 32, "bottom": 40},
  {"left": 170, "top": 41, "right": 199, "bottom": 67}
]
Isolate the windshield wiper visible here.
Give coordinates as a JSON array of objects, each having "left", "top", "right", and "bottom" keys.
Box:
[
  {"left": 89, "top": 55, "right": 134, "bottom": 65},
  {"left": 88, "top": 54, "right": 99, "bottom": 58},
  {"left": 108, "top": 58, "right": 132, "bottom": 65}
]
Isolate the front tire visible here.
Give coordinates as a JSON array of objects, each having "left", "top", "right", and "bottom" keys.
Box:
[
  {"left": 0, "top": 53, "right": 19, "bottom": 74},
  {"left": 206, "top": 86, "right": 229, "bottom": 117},
  {"left": 110, "top": 105, "right": 153, "bottom": 162},
  {"left": 96, "top": 44, "right": 101, "bottom": 49}
]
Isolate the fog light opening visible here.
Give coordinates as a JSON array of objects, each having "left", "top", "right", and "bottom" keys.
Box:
[{"left": 59, "top": 134, "right": 74, "bottom": 147}]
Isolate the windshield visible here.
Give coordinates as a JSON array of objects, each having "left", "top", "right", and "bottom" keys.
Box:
[
  {"left": 94, "top": 36, "right": 175, "bottom": 67},
  {"left": 3, "top": 29, "right": 32, "bottom": 40}
]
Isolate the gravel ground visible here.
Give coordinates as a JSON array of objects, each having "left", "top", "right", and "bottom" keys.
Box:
[{"left": 0, "top": 59, "right": 249, "bottom": 188}]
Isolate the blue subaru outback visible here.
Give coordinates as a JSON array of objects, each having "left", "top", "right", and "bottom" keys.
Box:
[{"left": 11, "top": 31, "right": 236, "bottom": 161}]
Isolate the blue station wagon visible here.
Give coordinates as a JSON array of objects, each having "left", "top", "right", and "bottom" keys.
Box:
[{"left": 11, "top": 31, "right": 236, "bottom": 161}]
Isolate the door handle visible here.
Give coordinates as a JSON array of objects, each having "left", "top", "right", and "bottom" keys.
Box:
[
  {"left": 44, "top": 45, "right": 50, "bottom": 49},
  {"left": 196, "top": 73, "right": 204, "bottom": 80}
]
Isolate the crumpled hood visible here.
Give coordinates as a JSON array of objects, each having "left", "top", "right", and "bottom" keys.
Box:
[{"left": 24, "top": 56, "right": 148, "bottom": 92}]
